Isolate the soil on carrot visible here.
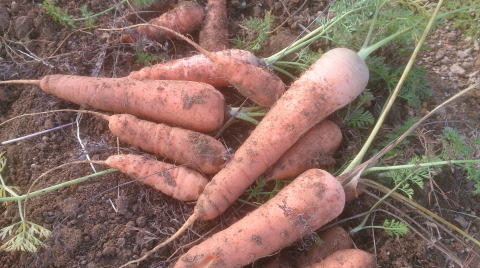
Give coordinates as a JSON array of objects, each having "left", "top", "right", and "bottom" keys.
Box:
[{"left": 0, "top": 1, "right": 479, "bottom": 268}]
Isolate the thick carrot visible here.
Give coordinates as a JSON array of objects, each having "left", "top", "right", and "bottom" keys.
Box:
[
  {"left": 195, "top": 48, "right": 368, "bottom": 220},
  {"left": 264, "top": 120, "right": 342, "bottom": 181},
  {"left": 297, "top": 227, "right": 353, "bottom": 268},
  {"left": 128, "top": 49, "right": 263, "bottom": 88},
  {"left": 309, "top": 249, "right": 377, "bottom": 268},
  {"left": 141, "top": 24, "right": 286, "bottom": 107},
  {"left": 199, "top": 0, "right": 229, "bottom": 51},
  {"left": 108, "top": 114, "right": 226, "bottom": 174},
  {"left": 0, "top": 75, "right": 225, "bottom": 132},
  {"left": 105, "top": 154, "right": 208, "bottom": 201},
  {"left": 121, "top": 47, "right": 368, "bottom": 267},
  {"left": 174, "top": 169, "right": 345, "bottom": 268},
  {"left": 121, "top": 1, "right": 205, "bottom": 43}
]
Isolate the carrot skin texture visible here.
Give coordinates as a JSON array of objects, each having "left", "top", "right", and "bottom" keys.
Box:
[
  {"left": 199, "top": 0, "right": 229, "bottom": 51},
  {"left": 195, "top": 48, "right": 369, "bottom": 220},
  {"left": 297, "top": 227, "right": 353, "bottom": 267},
  {"left": 39, "top": 75, "right": 225, "bottom": 132},
  {"left": 108, "top": 114, "right": 227, "bottom": 174},
  {"left": 309, "top": 249, "right": 377, "bottom": 268},
  {"left": 105, "top": 154, "right": 209, "bottom": 201},
  {"left": 208, "top": 52, "right": 286, "bottom": 107},
  {"left": 122, "top": 1, "right": 205, "bottom": 43},
  {"left": 265, "top": 120, "right": 342, "bottom": 181},
  {"left": 174, "top": 169, "right": 345, "bottom": 268},
  {"left": 128, "top": 49, "right": 263, "bottom": 88}
]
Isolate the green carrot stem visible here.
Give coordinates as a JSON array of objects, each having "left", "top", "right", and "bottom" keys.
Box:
[
  {"left": 265, "top": 6, "right": 366, "bottom": 64},
  {"left": 0, "top": 169, "right": 117, "bottom": 202},
  {"left": 274, "top": 61, "right": 309, "bottom": 69},
  {"left": 362, "top": 178, "right": 480, "bottom": 248},
  {"left": 361, "top": 0, "right": 388, "bottom": 49},
  {"left": 73, "top": 0, "right": 128, "bottom": 21},
  {"left": 357, "top": 27, "right": 412, "bottom": 60},
  {"left": 342, "top": 0, "right": 445, "bottom": 174},
  {"left": 270, "top": 65, "right": 296, "bottom": 80},
  {"left": 363, "top": 159, "right": 480, "bottom": 174},
  {"left": 351, "top": 177, "right": 406, "bottom": 233}
]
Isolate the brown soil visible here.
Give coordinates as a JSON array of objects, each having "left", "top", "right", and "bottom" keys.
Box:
[{"left": 0, "top": 1, "right": 479, "bottom": 268}]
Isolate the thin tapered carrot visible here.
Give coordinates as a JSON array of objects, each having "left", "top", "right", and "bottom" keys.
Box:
[{"left": 0, "top": 76, "right": 225, "bottom": 132}]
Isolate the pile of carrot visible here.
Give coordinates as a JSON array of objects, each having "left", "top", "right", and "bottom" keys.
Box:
[{"left": 0, "top": 1, "right": 381, "bottom": 267}]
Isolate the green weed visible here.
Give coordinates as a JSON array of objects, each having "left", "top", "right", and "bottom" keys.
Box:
[
  {"left": 42, "top": 0, "right": 75, "bottom": 27},
  {"left": 382, "top": 219, "right": 409, "bottom": 237},
  {"left": 134, "top": 49, "right": 163, "bottom": 66},
  {"left": 0, "top": 152, "right": 51, "bottom": 252},
  {"left": 234, "top": 12, "right": 274, "bottom": 52},
  {"left": 441, "top": 127, "right": 480, "bottom": 193},
  {"left": 442, "top": 0, "right": 480, "bottom": 39}
]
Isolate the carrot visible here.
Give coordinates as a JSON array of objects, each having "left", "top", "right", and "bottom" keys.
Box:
[
  {"left": 121, "top": 1, "right": 205, "bottom": 43},
  {"left": 107, "top": 114, "right": 226, "bottom": 174},
  {"left": 0, "top": 75, "right": 225, "bottom": 132},
  {"left": 104, "top": 154, "right": 208, "bottom": 201},
  {"left": 128, "top": 49, "right": 263, "bottom": 88},
  {"left": 297, "top": 227, "right": 353, "bottom": 268},
  {"left": 194, "top": 47, "right": 367, "bottom": 219},
  {"left": 264, "top": 120, "right": 342, "bottom": 181},
  {"left": 139, "top": 24, "right": 286, "bottom": 107},
  {"left": 199, "top": 0, "right": 229, "bottom": 51},
  {"left": 309, "top": 249, "right": 377, "bottom": 268},
  {"left": 121, "top": 47, "right": 368, "bottom": 267},
  {"left": 173, "top": 169, "right": 345, "bottom": 268}
]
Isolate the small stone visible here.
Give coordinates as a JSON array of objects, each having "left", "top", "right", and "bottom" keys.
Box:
[
  {"left": 136, "top": 216, "right": 147, "bottom": 228},
  {"left": 454, "top": 216, "right": 468, "bottom": 229},
  {"left": 83, "top": 234, "right": 91, "bottom": 242},
  {"left": 461, "top": 61, "right": 473, "bottom": 69},
  {"left": 450, "top": 64, "right": 466, "bottom": 75},
  {"left": 447, "top": 31, "right": 457, "bottom": 41},
  {"left": 457, "top": 48, "right": 472, "bottom": 58},
  {"left": 11, "top": 2, "right": 19, "bottom": 13},
  {"left": 14, "top": 16, "right": 34, "bottom": 40},
  {"left": 0, "top": 4, "right": 9, "bottom": 34},
  {"left": 102, "top": 246, "right": 117, "bottom": 256},
  {"left": 116, "top": 237, "right": 126, "bottom": 247},
  {"left": 474, "top": 40, "right": 479, "bottom": 51},
  {"left": 126, "top": 220, "right": 136, "bottom": 228},
  {"left": 435, "top": 49, "right": 445, "bottom": 60},
  {"left": 441, "top": 57, "right": 450, "bottom": 64}
]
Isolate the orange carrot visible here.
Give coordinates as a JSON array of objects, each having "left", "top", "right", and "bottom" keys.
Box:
[
  {"left": 309, "top": 249, "right": 377, "bottom": 268},
  {"left": 121, "top": 1, "right": 205, "bottom": 43},
  {"left": 140, "top": 24, "right": 286, "bottom": 107},
  {"left": 107, "top": 114, "right": 226, "bottom": 174},
  {"left": 128, "top": 49, "right": 263, "bottom": 88},
  {"left": 194, "top": 48, "right": 367, "bottom": 220},
  {"left": 297, "top": 227, "right": 353, "bottom": 267},
  {"left": 105, "top": 154, "right": 208, "bottom": 201},
  {"left": 264, "top": 120, "right": 342, "bottom": 181},
  {"left": 0, "top": 75, "right": 225, "bottom": 132},
  {"left": 121, "top": 47, "right": 368, "bottom": 267},
  {"left": 199, "top": 0, "right": 229, "bottom": 51},
  {"left": 174, "top": 169, "right": 345, "bottom": 268}
]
